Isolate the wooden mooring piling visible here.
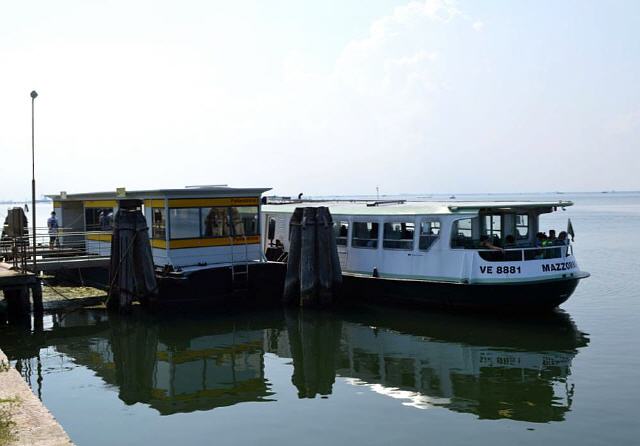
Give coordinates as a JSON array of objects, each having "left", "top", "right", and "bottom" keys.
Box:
[
  {"left": 283, "top": 207, "right": 342, "bottom": 307},
  {"left": 107, "top": 208, "right": 158, "bottom": 312}
]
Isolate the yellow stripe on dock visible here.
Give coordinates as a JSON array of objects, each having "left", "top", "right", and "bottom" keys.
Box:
[
  {"left": 84, "top": 200, "right": 117, "bottom": 208},
  {"left": 168, "top": 197, "right": 259, "bottom": 208},
  {"left": 144, "top": 199, "right": 165, "bottom": 208},
  {"left": 150, "top": 235, "right": 259, "bottom": 249},
  {"left": 151, "top": 239, "right": 167, "bottom": 249},
  {"left": 87, "top": 233, "right": 112, "bottom": 242},
  {"left": 168, "top": 235, "right": 260, "bottom": 249}
]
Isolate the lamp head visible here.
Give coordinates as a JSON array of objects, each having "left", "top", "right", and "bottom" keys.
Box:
[{"left": 30, "top": 90, "right": 38, "bottom": 99}]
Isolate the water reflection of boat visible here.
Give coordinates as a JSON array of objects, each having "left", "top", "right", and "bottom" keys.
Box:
[
  {"left": 51, "top": 311, "right": 278, "bottom": 415},
  {"left": 265, "top": 307, "right": 589, "bottom": 422},
  {"left": 4, "top": 306, "right": 588, "bottom": 423}
]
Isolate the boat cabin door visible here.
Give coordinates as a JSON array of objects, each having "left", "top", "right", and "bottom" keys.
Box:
[{"left": 334, "top": 220, "right": 349, "bottom": 269}]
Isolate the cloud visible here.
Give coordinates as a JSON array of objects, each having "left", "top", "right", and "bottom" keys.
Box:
[
  {"left": 328, "top": 1, "right": 457, "bottom": 101},
  {"left": 265, "top": 0, "right": 468, "bottom": 194},
  {"left": 605, "top": 110, "right": 640, "bottom": 135},
  {"left": 472, "top": 20, "right": 485, "bottom": 32}
]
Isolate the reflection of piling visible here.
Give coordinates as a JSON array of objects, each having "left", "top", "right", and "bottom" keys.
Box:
[
  {"left": 109, "top": 312, "right": 158, "bottom": 405},
  {"left": 285, "top": 309, "right": 342, "bottom": 398},
  {"left": 108, "top": 209, "right": 158, "bottom": 312},
  {"left": 283, "top": 207, "right": 342, "bottom": 307}
]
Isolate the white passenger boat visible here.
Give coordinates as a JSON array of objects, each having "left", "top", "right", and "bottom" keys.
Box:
[{"left": 262, "top": 200, "right": 590, "bottom": 310}]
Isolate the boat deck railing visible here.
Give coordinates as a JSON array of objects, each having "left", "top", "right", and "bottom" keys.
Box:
[{"left": 477, "top": 244, "right": 572, "bottom": 262}]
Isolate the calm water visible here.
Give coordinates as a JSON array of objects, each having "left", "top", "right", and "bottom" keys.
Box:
[{"left": 1, "top": 192, "right": 639, "bottom": 445}]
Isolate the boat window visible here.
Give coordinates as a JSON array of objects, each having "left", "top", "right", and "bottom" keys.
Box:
[
  {"left": 170, "top": 208, "right": 200, "bottom": 239},
  {"left": 352, "top": 222, "right": 379, "bottom": 248},
  {"left": 202, "top": 207, "right": 231, "bottom": 237},
  {"left": 230, "top": 206, "right": 259, "bottom": 236},
  {"left": 451, "top": 218, "right": 474, "bottom": 248},
  {"left": 383, "top": 222, "right": 414, "bottom": 250},
  {"left": 334, "top": 221, "right": 349, "bottom": 246},
  {"left": 419, "top": 220, "right": 440, "bottom": 250},
  {"left": 483, "top": 215, "right": 502, "bottom": 242},
  {"left": 85, "top": 207, "right": 113, "bottom": 231},
  {"left": 152, "top": 208, "right": 166, "bottom": 239},
  {"left": 516, "top": 214, "right": 529, "bottom": 239}
]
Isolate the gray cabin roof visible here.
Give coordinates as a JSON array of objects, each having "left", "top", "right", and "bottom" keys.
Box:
[
  {"left": 47, "top": 186, "right": 272, "bottom": 201},
  {"left": 262, "top": 200, "right": 573, "bottom": 216}
]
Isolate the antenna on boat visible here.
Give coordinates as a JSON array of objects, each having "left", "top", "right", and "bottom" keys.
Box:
[{"left": 376, "top": 185, "right": 380, "bottom": 200}]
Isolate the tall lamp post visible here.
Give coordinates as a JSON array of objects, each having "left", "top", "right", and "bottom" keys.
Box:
[{"left": 31, "top": 90, "right": 38, "bottom": 272}]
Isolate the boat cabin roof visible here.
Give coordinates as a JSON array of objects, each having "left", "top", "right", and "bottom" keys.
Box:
[
  {"left": 262, "top": 200, "right": 573, "bottom": 216},
  {"left": 47, "top": 186, "right": 272, "bottom": 202}
]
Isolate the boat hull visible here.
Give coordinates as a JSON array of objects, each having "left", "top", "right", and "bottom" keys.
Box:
[
  {"left": 340, "top": 273, "right": 585, "bottom": 311},
  {"left": 153, "top": 262, "right": 286, "bottom": 306}
]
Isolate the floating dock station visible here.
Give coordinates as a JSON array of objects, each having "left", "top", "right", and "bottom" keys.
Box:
[
  {"left": 43, "top": 186, "right": 291, "bottom": 306},
  {"left": 3, "top": 184, "right": 344, "bottom": 316}
]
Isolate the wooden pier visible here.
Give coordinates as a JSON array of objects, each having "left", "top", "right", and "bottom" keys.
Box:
[
  {"left": 27, "top": 255, "right": 110, "bottom": 273},
  {"left": 0, "top": 263, "right": 42, "bottom": 323}
]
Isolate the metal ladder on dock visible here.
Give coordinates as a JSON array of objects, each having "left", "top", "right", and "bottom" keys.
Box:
[{"left": 229, "top": 235, "right": 250, "bottom": 293}]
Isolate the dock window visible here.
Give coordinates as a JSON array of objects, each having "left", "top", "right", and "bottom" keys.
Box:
[
  {"left": 352, "top": 222, "right": 379, "bottom": 248},
  {"left": 230, "top": 206, "right": 258, "bottom": 236},
  {"left": 170, "top": 208, "right": 200, "bottom": 239},
  {"left": 203, "top": 207, "right": 230, "bottom": 237},
  {"left": 516, "top": 214, "right": 529, "bottom": 239},
  {"left": 85, "top": 208, "right": 113, "bottom": 231},
  {"left": 152, "top": 208, "right": 166, "bottom": 239},
  {"left": 383, "top": 222, "right": 414, "bottom": 250},
  {"left": 334, "top": 221, "right": 349, "bottom": 246},
  {"left": 451, "top": 218, "right": 474, "bottom": 248},
  {"left": 419, "top": 220, "right": 440, "bottom": 250}
]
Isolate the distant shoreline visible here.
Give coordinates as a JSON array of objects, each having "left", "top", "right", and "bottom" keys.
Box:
[{"left": 0, "top": 199, "right": 51, "bottom": 205}]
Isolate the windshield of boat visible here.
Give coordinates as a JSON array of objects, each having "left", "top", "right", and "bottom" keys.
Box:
[{"left": 451, "top": 211, "right": 556, "bottom": 250}]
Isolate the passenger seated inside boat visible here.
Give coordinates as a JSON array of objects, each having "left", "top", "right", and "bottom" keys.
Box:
[
  {"left": 478, "top": 235, "right": 506, "bottom": 261},
  {"left": 556, "top": 231, "right": 569, "bottom": 245},
  {"left": 504, "top": 234, "right": 519, "bottom": 250},
  {"left": 504, "top": 234, "right": 516, "bottom": 248},
  {"left": 479, "top": 235, "right": 503, "bottom": 251},
  {"left": 501, "top": 234, "right": 523, "bottom": 261}
]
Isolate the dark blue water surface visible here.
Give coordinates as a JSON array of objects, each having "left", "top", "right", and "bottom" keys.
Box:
[{"left": 1, "top": 192, "right": 639, "bottom": 445}]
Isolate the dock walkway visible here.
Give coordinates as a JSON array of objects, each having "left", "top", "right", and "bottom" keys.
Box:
[
  {"left": 0, "top": 348, "right": 73, "bottom": 445},
  {"left": 0, "top": 266, "right": 37, "bottom": 288}
]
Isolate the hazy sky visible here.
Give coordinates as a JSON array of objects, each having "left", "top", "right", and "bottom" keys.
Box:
[{"left": 1, "top": 0, "right": 638, "bottom": 200}]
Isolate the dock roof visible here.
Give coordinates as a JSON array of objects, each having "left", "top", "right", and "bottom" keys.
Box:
[
  {"left": 262, "top": 200, "right": 573, "bottom": 216},
  {"left": 47, "top": 186, "right": 272, "bottom": 201}
]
